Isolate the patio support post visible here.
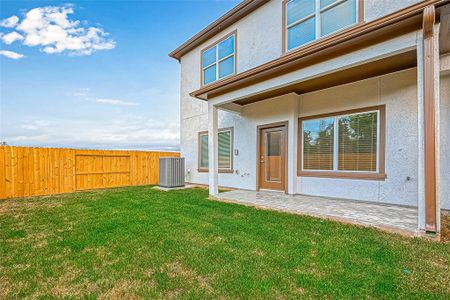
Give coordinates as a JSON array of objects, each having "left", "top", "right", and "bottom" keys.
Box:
[
  {"left": 288, "top": 94, "right": 299, "bottom": 195},
  {"left": 417, "top": 5, "right": 440, "bottom": 233},
  {"left": 208, "top": 103, "right": 219, "bottom": 196}
]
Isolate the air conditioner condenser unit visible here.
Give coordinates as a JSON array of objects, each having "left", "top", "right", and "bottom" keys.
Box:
[{"left": 159, "top": 157, "right": 185, "bottom": 188}]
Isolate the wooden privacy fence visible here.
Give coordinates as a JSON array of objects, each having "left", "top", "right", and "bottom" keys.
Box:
[{"left": 0, "top": 146, "right": 179, "bottom": 200}]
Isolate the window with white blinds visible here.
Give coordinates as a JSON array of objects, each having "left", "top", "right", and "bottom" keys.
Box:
[
  {"left": 338, "top": 111, "right": 377, "bottom": 172},
  {"left": 300, "top": 107, "right": 382, "bottom": 174},
  {"left": 302, "top": 117, "right": 334, "bottom": 170},
  {"left": 198, "top": 128, "right": 233, "bottom": 171},
  {"left": 199, "top": 134, "right": 209, "bottom": 169},
  {"left": 218, "top": 130, "right": 232, "bottom": 169}
]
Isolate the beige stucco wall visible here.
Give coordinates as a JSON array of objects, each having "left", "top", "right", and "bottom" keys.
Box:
[
  {"left": 176, "top": 0, "right": 450, "bottom": 208},
  {"left": 180, "top": 0, "right": 282, "bottom": 121},
  {"left": 297, "top": 69, "right": 419, "bottom": 206},
  {"left": 182, "top": 69, "right": 441, "bottom": 207},
  {"left": 182, "top": 93, "right": 298, "bottom": 190},
  {"left": 364, "top": 0, "right": 421, "bottom": 22}
]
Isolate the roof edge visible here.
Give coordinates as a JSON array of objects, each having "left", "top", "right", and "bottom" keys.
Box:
[{"left": 168, "top": 0, "right": 270, "bottom": 61}]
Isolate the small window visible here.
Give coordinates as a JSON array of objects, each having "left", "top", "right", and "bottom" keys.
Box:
[
  {"left": 199, "top": 134, "right": 209, "bottom": 169},
  {"left": 201, "top": 33, "right": 236, "bottom": 85},
  {"left": 299, "top": 106, "right": 385, "bottom": 179},
  {"left": 218, "top": 130, "right": 232, "bottom": 169},
  {"left": 285, "top": 0, "right": 358, "bottom": 51},
  {"left": 198, "top": 128, "right": 233, "bottom": 172}
]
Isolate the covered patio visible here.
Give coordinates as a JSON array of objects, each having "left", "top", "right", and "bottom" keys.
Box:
[
  {"left": 198, "top": 3, "right": 450, "bottom": 234},
  {"left": 215, "top": 190, "right": 419, "bottom": 236}
]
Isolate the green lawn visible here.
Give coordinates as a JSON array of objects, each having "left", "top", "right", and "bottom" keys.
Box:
[{"left": 1, "top": 186, "right": 449, "bottom": 299}]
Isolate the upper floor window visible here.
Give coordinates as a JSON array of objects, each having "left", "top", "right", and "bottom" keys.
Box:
[
  {"left": 201, "top": 32, "right": 236, "bottom": 86},
  {"left": 285, "top": 0, "right": 358, "bottom": 51}
]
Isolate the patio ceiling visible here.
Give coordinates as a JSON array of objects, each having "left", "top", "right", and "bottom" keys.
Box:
[{"left": 232, "top": 50, "right": 417, "bottom": 106}]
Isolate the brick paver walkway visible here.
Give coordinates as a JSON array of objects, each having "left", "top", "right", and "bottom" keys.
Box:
[{"left": 215, "top": 190, "right": 419, "bottom": 235}]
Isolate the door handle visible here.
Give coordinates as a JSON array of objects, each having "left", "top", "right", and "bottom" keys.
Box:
[{"left": 260, "top": 156, "right": 264, "bottom": 163}]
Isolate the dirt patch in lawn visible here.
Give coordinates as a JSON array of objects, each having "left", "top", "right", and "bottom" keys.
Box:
[
  {"left": 0, "top": 277, "right": 12, "bottom": 299},
  {"left": 98, "top": 280, "right": 143, "bottom": 300},
  {"left": 0, "top": 198, "right": 63, "bottom": 215},
  {"left": 162, "top": 262, "right": 213, "bottom": 293},
  {"left": 441, "top": 213, "right": 450, "bottom": 242}
]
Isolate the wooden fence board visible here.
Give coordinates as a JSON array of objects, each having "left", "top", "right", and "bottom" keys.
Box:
[
  {"left": 0, "top": 146, "right": 179, "bottom": 199},
  {"left": 23, "top": 147, "right": 30, "bottom": 197},
  {"left": 37, "top": 148, "right": 45, "bottom": 195},
  {"left": 0, "top": 147, "right": 5, "bottom": 199},
  {"left": 5, "top": 147, "right": 13, "bottom": 199}
]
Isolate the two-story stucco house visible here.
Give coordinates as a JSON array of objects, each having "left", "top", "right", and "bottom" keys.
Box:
[{"left": 170, "top": 0, "right": 450, "bottom": 234}]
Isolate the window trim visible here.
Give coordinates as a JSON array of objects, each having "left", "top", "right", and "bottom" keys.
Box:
[
  {"left": 198, "top": 127, "right": 234, "bottom": 173},
  {"left": 200, "top": 30, "right": 237, "bottom": 87},
  {"left": 297, "top": 105, "right": 386, "bottom": 180},
  {"left": 282, "top": 0, "right": 364, "bottom": 53}
]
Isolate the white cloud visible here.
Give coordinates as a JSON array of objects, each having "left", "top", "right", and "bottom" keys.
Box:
[
  {"left": 0, "top": 50, "right": 24, "bottom": 59},
  {"left": 2, "top": 82, "right": 181, "bottom": 150},
  {"left": 1, "top": 31, "right": 24, "bottom": 44},
  {"left": 0, "top": 16, "right": 19, "bottom": 28},
  {"left": 21, "top": 120, "right": 51, "bottom": 130},
  {"left": 73, "top": 87, "right": 91, "bottom": 97},
  {"left": 96, "top": 98, "right": 139, "bottom": 106},
  {"left": 72, "top": 89, "right": 139, "bottom": 107},
  {"left": 0, "top": 5, "right": 115, "bottom": 56},
  {"left": 4, "top": 117, "right": 180, "bottom": 151}
]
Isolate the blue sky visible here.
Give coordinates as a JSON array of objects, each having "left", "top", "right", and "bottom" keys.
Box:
[{"left": 0, "top": 0, "right": 240, "bottom": 150}]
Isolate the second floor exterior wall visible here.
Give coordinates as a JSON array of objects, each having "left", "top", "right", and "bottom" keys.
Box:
[
  {"left": 180, "top": 0, "right": 282, "bottom": 120},
  {"left": 178, "top": 0, "right": 424, "bottom": 120},
  {"left": 365, "top": 0, "right": 422, "bottom": 21}
]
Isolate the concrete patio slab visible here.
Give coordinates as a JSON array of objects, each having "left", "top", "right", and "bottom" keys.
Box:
[
  {"left": 214, "top": 190, "right": 420, "bottom": 236},
  {"left": 152, "top": 184, "right": 196, "bottom": 191}
]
